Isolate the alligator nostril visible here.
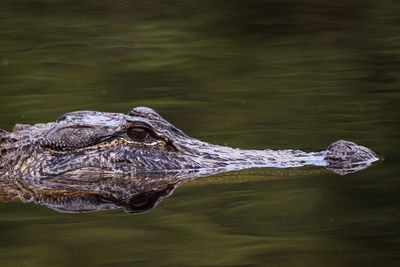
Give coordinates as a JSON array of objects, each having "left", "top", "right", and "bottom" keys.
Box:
[{"left": 56, "top": 114, "right": 67, "bottom": 123}]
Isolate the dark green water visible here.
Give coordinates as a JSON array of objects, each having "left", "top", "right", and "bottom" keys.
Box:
[{"left": 1, "top": 0, "right": 400, "bottom": 265}]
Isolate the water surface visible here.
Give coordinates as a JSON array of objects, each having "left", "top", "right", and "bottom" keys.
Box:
[{"left": 1, "top": 0, "right": 399, "bottom": 265}]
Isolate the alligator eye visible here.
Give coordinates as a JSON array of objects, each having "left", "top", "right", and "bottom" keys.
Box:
[{"left": 127, "top": 127, "right": 149, "bottom": 141}]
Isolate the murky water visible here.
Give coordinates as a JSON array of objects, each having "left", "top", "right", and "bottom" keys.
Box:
[{"left": 1, "top": 0, "right": 400, "bottom": 265}]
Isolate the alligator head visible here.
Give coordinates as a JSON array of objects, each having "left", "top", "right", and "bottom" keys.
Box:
[{"left": 0, "top": 107, "right": 379, "bottom": 178}]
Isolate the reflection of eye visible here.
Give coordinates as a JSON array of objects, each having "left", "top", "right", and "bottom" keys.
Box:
[{"left": 127, "top": 127, "right": 149, "bottom": 141}]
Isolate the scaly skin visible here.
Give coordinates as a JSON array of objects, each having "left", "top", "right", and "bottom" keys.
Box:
[{"left": 0, "top": 107, "right": 379, "bottom": 178}]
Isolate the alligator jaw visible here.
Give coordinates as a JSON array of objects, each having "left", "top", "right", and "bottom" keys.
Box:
[{"left": 181, "top": 139, "right": 379, "bottom": 175}]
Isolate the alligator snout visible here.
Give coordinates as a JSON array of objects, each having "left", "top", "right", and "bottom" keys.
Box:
[{"left": 325, "top": 140, "right": 379, "bottom": 175}]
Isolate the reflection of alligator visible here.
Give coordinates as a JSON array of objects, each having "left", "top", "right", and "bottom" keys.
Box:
[
  {"left": 0, "top": 107, "right": 378, "bottom": 178},
  {"left": 0, "top": 169, "right": 249, "bottom": 213},
  {"left": 0, "top": 171, "right": 197, "bottom": 213}
]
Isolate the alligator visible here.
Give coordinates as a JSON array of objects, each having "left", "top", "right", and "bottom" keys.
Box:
[{"left": 0, "top": 106, "right": 379, "bottom": 179}]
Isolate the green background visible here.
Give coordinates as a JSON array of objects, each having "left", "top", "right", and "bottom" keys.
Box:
[{"left": 0, "top": 0, "right": 399, "bottom": 265}]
